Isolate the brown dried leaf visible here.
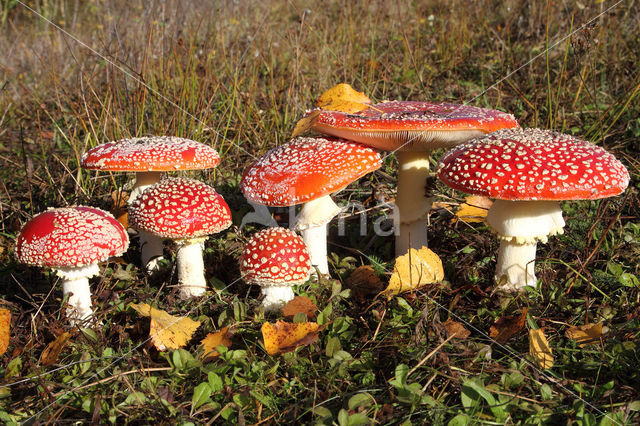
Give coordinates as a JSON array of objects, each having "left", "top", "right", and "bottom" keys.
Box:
[
  {"left": 529, "top": 328, "right": 554, "bottom": 369},
  {"left": 315, "top": 83, "right": 371, "bottom": 113},
  {"left": 443, "top": 318, "right": 470, "bottom": 339},
  {"left": 200, "top": 326, "right": 232, "bottom": 361},
  {"left": 0, "top": 308, "right": 10, "bottom": 356},
  {"left": 453, "top": 195, "right": 493, "bottom": 224},
  {"left": 291, "top": 110, "right": 320, "bottom": 138},
  {"left": 130, "top": 303, "right": 201, "bottom": 351},
  {"left": 261, "top": 320, "right": 320, "bottom": 355},
  {"left": 282, "top": 296, "right": 317, "bottom": 320},
  {"left": 565, "top": 323, "right": 603, "bottom": 347},
  {"left": 383, "top": 248, "right": 444, "bottom": 299},
  {"left": 489, "top": 308, "right": 527, "bottom": 344},
  {"left": 40, "top": 332, "right": 71, "bottom": 366},
  {"left": 345, "top": 265, "right": 385, "bottom": 301}
]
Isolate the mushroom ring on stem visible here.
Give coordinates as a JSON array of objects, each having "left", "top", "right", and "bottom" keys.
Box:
[
  {"left": 307, "top": 101, "right": 519, "bottom": 256},
  {"left": 438, "top": 128, "right": 629, "bottom": 292},
  {"left": 15, "top": 206, "right": 129, "bottom": 324},
  {"left": 240, "top": 137, "right": 381, "bottom": 275},
  {"left": 128, "top": 177, "right": 232, "bottom": 298},
  {"left": 81, "top": 136, "right": 220, "bottom": 273},
  {"left": 239, "top": 227, "right": 311, "bottom": 312}
]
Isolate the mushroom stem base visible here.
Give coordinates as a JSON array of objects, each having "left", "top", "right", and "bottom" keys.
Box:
[
  {"left": 396, "top": 220, "right": 429, "bottom": 257},
  {"left": 176, "top": 238, "right": 207, "bottom": 298},
  {"left": 494, "top": 240, "right": 538, "bottom": 291},
  {"left": 61, "top": 277, "right": 94, "bottom": 323},
  {"left": 295, "top": 195, "right": 341, "bottom": 276},
  {"left": 261, "top": 286, "right": 295, "bottom": 312}
]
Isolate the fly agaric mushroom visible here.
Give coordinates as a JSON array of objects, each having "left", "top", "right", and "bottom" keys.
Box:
[
  {"left": 239, "top": 227, "right": 311, "bottom": 311},
  {"left": 15, "top": 206, "right": 129, "bottom": 323},
  {"left": 438, "top": 128, "right": 629, "bottom": 291},
  {"left": 81, "top": 136, "right": 221, "bottom": 272},
  {"left": 128, "top": 177, "right": 232, "bottom": 298},
  {"left": 307, "top": 101, "right": 519, "bottom": 256},
  {"left": 240, "top": 137, "right": 381, "bottom": 275}
]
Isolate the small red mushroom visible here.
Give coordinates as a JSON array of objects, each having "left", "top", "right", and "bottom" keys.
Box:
[
  {"left": 81, "top": 136, "right": 221, "bottom": 272},
  {"left": 239, "top": 227, "right": 311, "bottom": 311},
  {"left": 15, "top": 206, "right": 129, "bottom": 323},
  {"left": 128, "top": 177, "right": 232, "bottom": 298},
  {"left": 438, "top": 128, "right": 629, "bottom": 291},
  {"left": 240, "top": 137, "right": 381, "bottom": 275},
  {"left": 308, "top": 101, "right": 519, "bottom": 256}
]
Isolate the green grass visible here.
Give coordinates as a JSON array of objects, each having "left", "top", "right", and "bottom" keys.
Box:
[{"left": 0, "top": 0, "right": 639, "bottom": 424}]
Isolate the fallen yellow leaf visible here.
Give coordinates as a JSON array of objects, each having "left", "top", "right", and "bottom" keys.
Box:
[
  {"left": 529, "top": 328, "right": 554, "bottom": 369},
  {"left": 41, "top": 332, "right": 71, "bottom": 366},
  {"left": 200, "top": 326, "right": 232, "bottom": 361},
  {"left": 489, "top": 308, "right": 527, "bottom": 344},
  {"left": 565, "top": 323, "right": 603, "bottom": 347},
  {"left": 453, "top": 195, "right": 493, "bottom": 224},
  {"left": 291, "top": 110, "right": 320, "bottom": 138},
  {"left": 130, "top": 303, "right": 201, "bottom": 351},
  {"left": 443, "top": 318, "right": 470, "bottom": 339},
  {"left": 0, "top": 308, "right": 10, "bottom": 356},
  {"left": 282, "top": 296, "right": 317, "bottom": 320},
  {"left": 315, "top": 83, "right": 371, "bottom": 113},
  {"left": 382, "top": 247, "right": 444, "bottom": 299},
  {"left": 262, "top": 320, "right": 320, "bottom": 356}
]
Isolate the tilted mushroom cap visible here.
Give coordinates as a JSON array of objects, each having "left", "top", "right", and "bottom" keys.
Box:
[
  {"left": 81, "top": 136, "right": 220, "bottom": 172},
  {"left": 310, "top": 101, "right": 519, "bottom": 151},
  {"left": 437, "top": 128, "right": 630, "bottom": 201},
  {"left": 15, "top": 206, "right": 129, "bottom": 268},
  {"left": 128, "top": 177, "right": 232, "bottom": 239},
  {"left": 239, "top": 227, "right": 311, "bottom": 287},
  {"left": 240, "top": 137, "right": 382, "bottom": 206}
]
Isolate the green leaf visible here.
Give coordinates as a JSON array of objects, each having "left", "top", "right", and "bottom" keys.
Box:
[
  {"left": 191, "top": 382, "right": 212, "bottom": 412},
  {"left": 448, "top": 413, "right": 471, "bottom": 426},
  {"left": 348, "top": 393, "right": 373, "bottom": 410},
  {"left": 337, "top": 409, "right": 349, "bottom": 426},
  {"left": 540, "top": 384, "right": 553, "bottom": 401},
  {"left": 346, "top": 413, "right": 371, "bottom": 426},
  {"left": 4, "top": 357, "right": 21, "bottom": 379},
  {"left": 326, "top": 336, "right": 341, "bottom": 357},
  {"left": 208, "top": 372, "right": 223, "bottom": 393},
  {"left": 461, "top": 379, "right": 505, "bottom": 420},
  {"left": 618, "top": 273, "right": 639, "bottom": 287}
]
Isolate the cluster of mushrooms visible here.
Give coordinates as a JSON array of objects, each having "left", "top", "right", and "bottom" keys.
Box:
[{"left": 14, "top": 97, "right": 630, "bottom": 324}]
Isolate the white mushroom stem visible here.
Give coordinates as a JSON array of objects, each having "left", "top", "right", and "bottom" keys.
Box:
[
  {"left": 139, "top": 231, "right": 165, "bottom": 273},
  {"left": 487, "top": 199, "right": 565, "bottom": 291},
  {"left": 57, "top": 263, "right": 100, "bottom": 324},
  {"left": 175, "top": 237, "right": 207, "bottom": 298},
  {"left": 494, "top": 240, "right": 538, "bottom": 291},
  {"left": 261, "top": 286, "right": 295, "bottom": 312},
  {"left": 395, "top": 150, "right": 432, "bottom": 256},
  {"left": 128, "top": 171, "right": 164, "bottom": 203},
  {"left": 128, "top": 171, "right": 165, "bottom": 273},
  {"left": 294, "top": 195, "right": 342, "bottom": 275}
]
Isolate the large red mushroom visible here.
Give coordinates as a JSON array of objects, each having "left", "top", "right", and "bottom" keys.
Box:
[
  {"left": 81, "top": 136, "right": 221, "bottom": 272},
  {"left": 438, "top": 128, "right": 629, "bottom": 291},
  {"left": 240, "top": 137, "right": 381, "bottom": 275},
  {"left": 15, "top": 206, "right": 129, "bottom": 323},
  {"left": 307, "top": 101, "right": 519, "bottom": 256},
  {"left": 128, "top": 177, "right": 232, "bottom": 298}
]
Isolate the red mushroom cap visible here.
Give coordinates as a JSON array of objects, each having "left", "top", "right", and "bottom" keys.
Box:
[
  {"left": 241, "top": 137, "right": 381, "bottom": 206},
  {"left": 128, "top": 177, "right": 232, "bottom": 239},
  {"left": 438, "top": 128, "right": 630, "bottom": 201},
  {"left": 311, "top": 101, "right": 519, "bottom": 151},
  {"left": 81, "top": 136, "right": 220, "bottom": 172},
  {"left": 239, "top": 227, "right": 311, "bottom": 286},
  {"left": 15, "top": 206, "right": 129, "bottom": 268}
]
